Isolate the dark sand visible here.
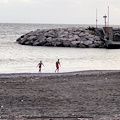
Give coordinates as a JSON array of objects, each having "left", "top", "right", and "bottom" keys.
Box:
[{"left": 0, "top": 70, "right": 120, "bottom": 120}]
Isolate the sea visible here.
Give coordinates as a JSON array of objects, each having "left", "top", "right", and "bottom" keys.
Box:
[{"left": 1, "top": 23, "right": 120, "bottom": 73}]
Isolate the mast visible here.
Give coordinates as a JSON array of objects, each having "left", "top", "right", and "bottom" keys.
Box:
[
  {"left": 108, "top": 6, "right": 109, "bottom": 27},
  {"left": 96, "top": 9, "right": 98, "bottom": 28}
]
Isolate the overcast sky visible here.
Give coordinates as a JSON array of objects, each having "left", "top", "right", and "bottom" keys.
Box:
[{"left": 0, "top": 0, "right": 120, "bottom": 25}]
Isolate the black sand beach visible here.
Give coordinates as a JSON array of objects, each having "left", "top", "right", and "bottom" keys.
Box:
[{"left": 0, "top": 70, "right": 120, "bottom": 120}]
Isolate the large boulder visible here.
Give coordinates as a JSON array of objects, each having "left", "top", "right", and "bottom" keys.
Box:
[
  {"left": 54, "top": 41, "right": 63, "bottom": 47},
  {"left": 83, "top": 40, "right": 93, "bottom": 46},
  {"left": 71, "top": 41, "right": 80, "bottom": 47},
  {"left": 62, "top": 40, "right": 71, "bottom": 47}
]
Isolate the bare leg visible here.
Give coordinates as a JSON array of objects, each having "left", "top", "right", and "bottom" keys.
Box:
[
  {"left": 39, "top": 68, "right": 41, "bottom": 72},
  {"left": 55, "top": 67, "right": 59, "bottom": 73},
  {"left": 55, "top": 68, "right": 59, "bottom": 73}
]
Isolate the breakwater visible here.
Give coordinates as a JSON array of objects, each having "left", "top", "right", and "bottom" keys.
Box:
[{"left": 16, "top": 27, "right": 105, "bottom": 48}]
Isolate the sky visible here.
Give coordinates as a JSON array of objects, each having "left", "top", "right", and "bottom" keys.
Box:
[{"left": 0, "top": 0, "right": 120, "bottom": 25}]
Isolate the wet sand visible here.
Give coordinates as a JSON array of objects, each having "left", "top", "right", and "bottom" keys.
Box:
[{"left": 0, "top": 70, "right": 120, "bottom": 120}]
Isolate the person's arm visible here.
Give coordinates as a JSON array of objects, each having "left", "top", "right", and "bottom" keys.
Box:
[
  {"left": 42, "top": 63, "right": 44, "bottom": 66},
  {"left": 37, "top": 63, "right": 39, "bottom": 67},
  {"left": 59, "top": 62, "right": 61, "bottom": 67}
]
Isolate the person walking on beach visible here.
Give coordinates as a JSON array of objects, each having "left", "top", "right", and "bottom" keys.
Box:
[
  {"left": 37, "top": 60, "right": 44, "bottom": 72},
  {"left": 55, "top": 59, "right": 61, "bottom": 73}
]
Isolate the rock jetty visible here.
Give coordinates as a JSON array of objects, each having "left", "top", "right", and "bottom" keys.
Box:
[{"left": 16, "top": 27, "right": 105, "bottom": 48}]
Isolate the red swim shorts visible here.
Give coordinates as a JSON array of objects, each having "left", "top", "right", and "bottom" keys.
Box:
[{"left": 56, "top": 65, "right": 59, "bottom": 69}]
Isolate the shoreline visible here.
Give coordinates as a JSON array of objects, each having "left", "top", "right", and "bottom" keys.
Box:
[
  {"left": 0, "top": 69, "right": 120, "bottom": 76},
  {"left": 0, "top": 70, "right": 120, "bottom": 120}
]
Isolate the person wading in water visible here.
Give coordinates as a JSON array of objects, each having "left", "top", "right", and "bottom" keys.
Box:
[
  {"left": 55, "top": 59, "right": 61, "bottom": 73},
  {"left": 37, "top": 60, "right": 44, "bottom": 72}
]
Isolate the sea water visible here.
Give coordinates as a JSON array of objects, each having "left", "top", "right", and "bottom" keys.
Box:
[{"left": 0, "top": 23, "right": 120, "bottom": 73}]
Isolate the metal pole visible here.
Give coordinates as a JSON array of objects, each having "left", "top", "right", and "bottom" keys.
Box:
[
  {"left": 103, "top": 15, "right": 107, "bottom": 35},
  {"left": 108, "top": 6, "right": 109, "bottom": 27},
  {"left": 96, "top": 9, "right": 98, "bottom": 28},
  {"left": 105, "top": 15, "right": 107, "bottom": 35}
]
